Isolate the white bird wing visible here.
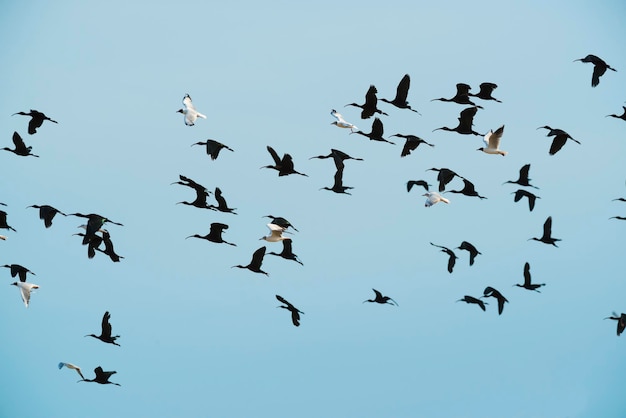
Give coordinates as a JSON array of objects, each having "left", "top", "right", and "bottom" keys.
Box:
[
  {"left": 19, "top": 282, "right": 38, "bottom": 307},
  {"left": 183, "top": 94, "right": 196, "bottom": 111},
  {"left": 488, "top": 126, "right": 504, "bottom": 149},
  {"left": 331, "top": 109, "right": 345, "bottom": 123},
  {"left": 483, "top": 130, "right": 493, "bottom": 148}
]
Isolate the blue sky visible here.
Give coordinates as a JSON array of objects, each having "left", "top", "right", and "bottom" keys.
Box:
[{"left": 1, "top": 1, "right": 625, "bottom": 417}]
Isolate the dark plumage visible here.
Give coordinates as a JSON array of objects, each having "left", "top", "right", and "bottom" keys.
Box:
[
  {"left": 512, "top": 189, "right": 540, "bottom": 211},
  {"left": 309, "top": 148, "right": 363, "bottom": 171},
  {"left": 537, "top": 126, "right": 580, "bottom": 155},
  {"left": 264, "top": 215, "right": 298, "bottom": 232},
  {"left": 445, "top": 178, "right": 487, "bottom": 199},
  {"left": 363, "top": 288, "right": 398, "bottom": 306},
  {"left": 426, "top": 167, "right": 463, "bottom": 192},
  {"left": 456, "top": 295, "right": 487, "bottom": 311},
  {"left": 432, "top": 107, "right": 483, "bottom": 136},
  {"left": 430, "top": 242, "right": 457, "bottom": 273},
  {"left": 320, "top": 168, "right": 353, "bottom": 195},
  {"left": 267, "top": 239, "right": 303, "bottom": 265},
  {"left": 503, "top": 164, "right": 538, "bottom": 189},
  {"left": 2, "top": 264, "right": 36, "bottom": 282},
  {"left": 79, "top": 366, "right": 120, "bottom": 386},
  {"left": 191, "top": 139, "right": 234, "bottom": 160},
  {"left": 345, "top": 84, "right": 388, "bottom": 119},
  {"left": 604, "top": 312, "right": 626, "bottom": 336},
  {"left": 262, "top": 146, "right": 308, "bottom": 176},
  {"left": 208, "top": 187, "right": 237, "bottom": 214},
  {"left": 0, "top": 210, "right": 16, "bottom": 232},
  {"left": 574, "top": 54, "right": 616, "bottom": 87},
  {"left": 232, "top": 246, "right": 269, "bottom": 276},
  {"left": 456, "top": 241, "right": 481, "bottom": 266},
  {"left": 514, "top": 262, "right": 545, "bottom": 292},
  {"left": 529, "top": 216, "right": 561, "bottom": 247},
  {"left": 483, "top": 286, "right": 508, "bottom": 315},
  {"left": 12, "top": 109, "right": 58, "bottom": 134},
  {"left": 85, "top": 311, "right": 120, "bottom": 346},
  {"left": 380, "top": 74, "right": 420, "bottom": 114},
  {"left": 406, "top": 180, "right": 431, "bottom": 192},
  {"left": 3, "top": 132, "right": 39, "bottom": 157},
  {"left": 186, "top": 222, "right": 236, "bottom": 246},
  {"left": 276, "top": 295, "right": 304, "bottom": 326},
  {"left": 27, "top": 204, "right": 66, "bottom": 228},
  {"left": 390, "top": 134, "right": 434, "bottom": 157},
  {"left": 97, "top": 229, "right": 124, "bottom": 262},
  {"left": 468, "top": 82, "right": 501, "bottom": 102},
  {"left": 431, "top": 83, "right": 482, "bottom": 107},
  {"left": 606, "top": 106, "right": 626, "bottom": 121},
  {"left": 351, "top": 118, "right": 395, "bottom": 144}
]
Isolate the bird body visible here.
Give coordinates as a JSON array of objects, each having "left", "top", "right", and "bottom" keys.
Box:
[
  {"left": 406, "top": 180, "right": 431, "bottom": 192},
  {"left": 276, "top": 295, "right": 304, "bottom": 326},
  {"left": 177, "top": 94, "right": 206, "bottom": 126},
  {"left": 606, "top": 106, "right": 626, "bottom": 121},
  {"left": 427, "top": 167, "right": 463, "bottom": 192},
  {"left": 431, "top": 83, "right": 482, "bottom": 107},
  {"left": 0, "top": 210, "right": 16, "bottom": 232},
  {"left": 574, "top": 54, "right": 616, "bottom": 87},
  {"left": 320, "top": 168, "right": 353, "bottom": 195},
  {"left": 12, "top": 110, "right": 57, "bottom": 134},
  {"left": 478, "top": 125, "right": 507, "bottom": 156},
  {"left": 529, "top": 216, "right": 561, "bottom": 247},
  {"left": 3, "top": 264, "right": 36, "bottom": 282},
  {"left": 363, "top": 288, "right": 398, "bottom": 306},
  {"left": 446, "top": 178, "right": 486, "bottom": 199},
  {"left": 330, "top": 109, "right": 357, "bottom": 131},
  {"left": 504, "top": 164, "right": 538, "bottom": 189},
  {"left": 457, "top": 241, "right": 481, "bottom": 266},
  {"left": 423, "top": 192, "right": 450, "bottom": 207},
  {"left": 380, "top": 74, "right": 420, "bottom": 113},
  {"left": 3, "top": 131, "right": 39, "bottom": 157},
  {"left": 261, "top": 223, "right": 290, "bottom": 242},
  {"left": 86, "top": 311, "right": 120, "bottom": 346},
  {"left": 309, "top": 148, "right": 363, "bottom": 171},
  {"left": 351, "top": 117, "right": 394, "bottom": 144},
  {"left": 345, "top": 84, "right": 388, "bottom": 119},
  {"left": 208, "top": 187, "right": 237, "bottom": 214},
  {"left": 191, "top": 139, "right": 234, "bottom": 160},
  {"left": 11, "top": 281, "right": 39, "bottom": 307},
  {"left": 27, "top": 204, "right": 66, "bottom": 228},
  {"left": 483, "top": 286, "right": 508, "bottom": 315},
  {"left": 186, "top": 222, "right": 236, "bottom": 246},
  {"left": 391, "top": 134, "right": 434, "bottom": 157},
  {"left": 514, "top": 262, "right": 545, "bottom": 292},
  {"left": 605, "top": 312, "right": 626, "bottom": 336},
  {"left": 264, "top": 215, "right": 298, "bottom": 232},
  {"left": 262, "top": 146, "right": 308, "bottom": 176},
  {"left": 537, "top": 126, "right": 580, "bottom": 155},
  {"left": 79, "top": 366, "right": 120, "bottom": 386},
  {"left": 469, "top": 82, "right": 501, "bottom": 102},
  {"left": 433, "top": 107, "right": 483, "bottom": 136},
  {"left": 232, "top": 246, "right": 269, "bottom": 276},
  {"left": 267, "top": 239, "right": 303, "bottom": 265}
]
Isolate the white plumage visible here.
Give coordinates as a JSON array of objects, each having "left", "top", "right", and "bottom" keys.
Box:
[
  {"left": 330, "top": 109, "right": 358, "bottom": 132},
  {"left": 423, "top": 192, "right": 450, "bottom": 207},
  {"left": 260, "top": 223, "right": 291, "bottom": 242},
  {"left": 11, "top": 281, "right": 39, "bottom": 307},
  {"left": 178, "top": 94, "right": 207, "bottom": 126},
  {"left": 478, "top": 125, "right": 507, "bottom": 156}
]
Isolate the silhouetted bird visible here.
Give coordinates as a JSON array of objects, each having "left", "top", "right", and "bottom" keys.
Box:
[
  {"left": 2, "top": 264, "right": 36, "bottom": 282},
  {"left": 478, "top": 125, "right": 507, "bottom": 156},
  {"left": 345, "top": 85, "right": 388, "bottom": 119},
  {"left": 431, "top": 83, "right": 482, "bottom": 107},
  {"left": 177, "top": 93, "right": 206, "bottom": 126},
  {"left": 27, "top": 204, "right": 66, "bottom": 228},
  {"left": 503, "top": 164, "right": 538, "bottom": 189},
  {"left": 11, "top": 281, "right": 39, "bottom": 308},
  {"left": 457, "top": 241, "right": 481, "bottom": 266},
  {"left": 351, "top": 117, "right": 395, "bottom": 144},
  {"left": 330, "top": 109, "right": 358, "bottom": 132},
  {"left": 514, "top": 262, "right": 545, "bottom": 292},
  {"left": 390, "top": 134, "right": 434, "bottom": 157},
  {"left": 406, "top": 180, "right": 431, "bottom": 192},
  {"left": 380, "top": 74, "right": 420, "bottom": 114},
  {"left": 606, "top": 106, "right": 626, "bottom": 121},
  {"left": 264, "top": 215, "right": 298, "bottom": 232},
  {"left": 456, "top": 295, "right": 487, "bottom": 311},
  {"left": 529, "top": 216, "right": 561, "bottom": 247},
  {"left": 85, "top": 311, "right": 121, "bottom": 346},
  {"left": 574, "top": 54, "right": 616, "bottom": 87},
  {"left": 427, "top": 167, "right": 463, "bottom": 192},
  {"left": 73, "top": 230, "right": 103, "bottom": 259},
  {"left": 232, "top": 246, "right": 269, "bottom": 276},
  {"left": 309, "top": 148, "right": 363, "bottom": 171},
  {"left": 537, "top": 126, "right": 580, "bottom": 155},
  {"left": 483, "top": 286, "right": 508, "bottom": 315},
  {"left": 69, "top": 213, "right": 123, "bottom": 245},
  {"left": 363, "top": 288, "right": 398, "bottom": 306},
  {"left": 433, "top": 107, "right": 483, "bottom": 136},
  {"left": 191, "top": 139, "right": 234, "bottom": 160},
  {"left": 430, "top": 242, "right": 457, "bottom": 273},
  {"left": 469, "top": 82, "right": 501, "bottom": 102},
  {"left": 276, "top": 295, "right": 304, "bottom": 326},
  {"left": 12, "top": 109, "right": 57, "bottom": 134},
  {"left": 423, "top": 192, "right": 450, "bottom": 207},
  {"left": 186, "top": 222, "right": 236, "bottom": 246},
  {"left": 512, "top": 189, "right": 540, "bottom": 212},
  {"left": 604, "top": 312, "right": 626, "bottom": 336},
  {"left": 208, "top": 187, "right": 237, "bottom": 214},
  {"left": 58, "top": 362, "right": 85, "bottom": 380},
  {"left": 173, "top": 175, "right": 212, "bottom": 209},
  {"left": 3, "top": 132, "right": 39, "bottom": 157},
  {"left": 320, "top": 168, "right": 353, "bottom": 195},
  {"left": 0, "top": 210, "right": 16, "bottom": 232},
  {"left": 97, "top": 230, "right": 124, "bottom": 262},
  {"left": 609, "top": 216, "right": 626, "bottom": 221},
  {"left": 445, "top": 178, "right": 487, "bottom": 199},
  {"left": 262, "top": 146, "right": 308, "bottom": 176},
  {"left": 79, "top": 366, "right": 120, "bottom": 386},
  {"left": 267, "top": 239, "right": 303, "bottom": 265}
]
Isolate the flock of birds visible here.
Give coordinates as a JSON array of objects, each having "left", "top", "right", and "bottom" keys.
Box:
[{"left": 2, "top": 52, "right": 625, "bottom": 388}]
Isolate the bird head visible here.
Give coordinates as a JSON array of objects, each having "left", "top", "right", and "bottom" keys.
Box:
[
  {"left": 176, "top": 109, "right": 184, "bottom": 114},
  {"left": 10, "top": 282, "right": 17, "bottom": 287}
]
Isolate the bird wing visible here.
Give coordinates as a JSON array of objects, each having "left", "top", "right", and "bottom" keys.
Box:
[
  {"left": 101, "top": 311, "right": 113, "bottom": 338},
  {"left": 549, "top": 135, "right": 567, "bottom": 155},
  {"left": 19, "top": 283, "right": 37, "bottom": 307},
  {"left": 456, "top": 83, "right": 471, "bottom": 96},
  {"left": 401, "top": 138, "right": 420, "bottom": 157},
  {"left": 275, "top": 294, "right": 290, "bottom": 306},
  {"left": 372, "top": 289, "right": 383, "bottom": 300},
  {"left": 331, "top": 109, "right": 346, "bottom": 123},
  {"left": 519, "top": 164, "right": 531, "bottom": 182},
  {"left": 182, "top": 94, "right": 196, "bottom": 111},
  {"left": 394, "top": 74, "right": 411, "bottom": 102},
  {"left": 250, "top": 246, "right": 266, "bottom": 268},
  {"left": 12, "top": 131, "right": 27, "bottom": 151},
  {"left": 523, "top": 262, "right": 531, "bottom": 286},
  {"left": 488, "top": 125, "right": 504, "bottom": 148},
  {"left": 266, "top": 146, "right": 282, "bottom": 165},
  {"left": 543, "top": 217, "right": 553, "bottom": 238},
  {"left": 209, "top": 222, "right": 228, "bottom": 235},
  {"left": 370, "top": 118, "right": 384, "bottom": 138},
  {"left": 447, "top": 252, "right": 456, "bottom": 273}
]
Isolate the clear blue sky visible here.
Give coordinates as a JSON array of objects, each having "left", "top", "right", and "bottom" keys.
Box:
[{"left": 1, "top": 1, "right": 625, "bottom": 417}]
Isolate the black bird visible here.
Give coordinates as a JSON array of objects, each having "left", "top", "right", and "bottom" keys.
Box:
[
  {"left": 12, "top": 109, "right": 57, "bottom": 134},
  {"left": 69, "top": 213, "right": 123, "bottom": 245},
  {"left": 380, "top": 74, "right": 420, "bottom": 114},
  {"left": 433, "top": 106, "right": 483, "bottom": 136},
  {"left": 2, "top": 264, "right": 36, "bottom": 282},
  {"left": 186, "top": 222, "right": 236, "bottom": 246},
  {"left": 3, "top": 132, "right": 39, "bottom": 157},
  {"left": 483, "top": 286, "right": 508, "bottom": 315},
  {"left": 431, "top": 83, "right": 482, "bottom": 107},
  {"left": 232, "top": 246, "right": 269, "bottom": 276},
  {"left": 208, "top": 187, "right": 237, "bottom": 214},
  {"left": 27, "top": 204, "right": 66, "bottom": 228},
  {"left": 514, "top": 262, "right": 545, "bottom": 292},
  {"left": 264, "top": 215, "right": 298, "bottom": 232},
  {"left": 262, "top": 146, "right": 308, "bottom": 176},
  {"left": 390, "top": 134, "right": 435, "bottom": 157},
  {"left": 445, "top": 178, "right": 487, "bottom": 199},
  {"left": 606, "top": 106, "right": 626, "bottom": 121},
  {"left": 503, "top": 164, "right": 538, "bottom": 189},
  {"left": 468, "top": 82, "right": 502, "bottom": 103},
  {"left": 456, "top": 241, "right": 481, "bottom": 266},
  {"left": 267, "top": 239, "right": 303, "bottom": 265},
  {"left": 276, "top": 295, "right": 304, "bottom": 326},
  {"left": 406, "top": 180, "right": 431, "bottom": 192},
  {"left": 363, "top": 288, "right": 398, "bottom": 306},
  {"left": 512, "top": 189, "right": 541, "bottom": 212},
  {"left": 173, "top": 176, "right": 212, "bottom": 209},
  {"left": 430, "top": 242, "right": 458, "bottom": 273},
  {"left": 574, "top": 54, "right": 616, "bottom": 87},
  {"left": 610, "top": 216, "right": 626, "bottom": 221},
  {"left": 351, "top": 118, "right": 395, "bottom": 144},
  {"left": 456, "top": 295, "right": 487, "bottom": 311},
  {"left": 320, "top": 168, "right": 353, "bottom": 195},
  {"left": 97, "top": 229, "right": 124, "bottom": 262},
  {"left": 426, "top": 167, "right": 463, "bottom": 192},
  {"left": 604, "top": 312, "right": 626, "bottom": 336},
  {"left": 191, "top": 139, "right": 234, "bottom": 160},
  {"left": 537, "top": 126, "right": 581, "bottom": 155},
  {"left": 73, "top": 231, "right": 103, "bottom": 259},
  {"left": 0, "top": 210, "right": 16, "bottom": 232},
  {"left": 345, "top": 85, "right": 388, "bottom": 119},
  {"left": 529, "top": 216, "right": 561, "bottom": 247},
  {"left": 85, "top": 311, "right": 120, "bottom": 346},
  {"left": 79, "top": 366, "right": 120, "bottom": 386},
  {"left": 309, "top": 148, "right": 363, "bottom": 171}
]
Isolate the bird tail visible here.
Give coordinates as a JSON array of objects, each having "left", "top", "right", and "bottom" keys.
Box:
[{"left": 440, "top": 197, "right": 450, "bottom": 204}]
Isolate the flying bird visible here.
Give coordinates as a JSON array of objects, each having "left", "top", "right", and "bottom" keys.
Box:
[
  {"left": 537, "top": 126, "right": 580, "bottom": 155},
  {"left": 260, "top": 223, "right": 291, "bottom": 242},
  {"left": 345, "top": 84, "right": 388, "bottom": 119},
  {"left": 604, "top": 312, "right": 626, "bottom": 336},
  {"left": 264, "top": 215, "right": 298, "bottom": 232},
  {"left": 423, "top": 192, "right": 450, "bottom": 207},
  {"left": 330, "top": 109, "right": 358, "bottom": 132},
  {"left": 363, "top": 288, "right": 398, "bottom": 306},
  {"left": 529, "top": 216, "right": 561, "bottom": 247},
  {"left": 27, "top": 204, "right": 66, "bottom": 228},
  {"left": 457, "top": 241, "right": 481, "bottom": 266},
  {"left": 320, "top": 168, "right": 353, "bottom": 195},
  {"left": 177, "top": 94, "right": 206, "bottom": 126},
  {"left": 351, "top": 117, "right": 395, "bottom": 144},
  {"left": 232, "top": 246, "right": 269, "bottom": 276},
  {"left": 68, "top": 213, "right": 123, "bottom": 245},
  {"left": 512, "top": 189, "right": 540, "bottom": 211},
  {"left": 390, "top": 134, "right": 434, "bottom": 157},
  {"left": 191, "top": 139, "right": 234, "bottom": 160},
  {"left": 267, "top": 239, "right": 303, "bottom": 265},
  {"left": 431, "top": 83, "right": 482, "bottom": 107},
  {"left": 606, "top": 106, "right": 626, "bottom": 121},
  {"left": 406, "top": 180, "right": 431, "bottom": 192},
  {"left": 96, "top": 229, "right": 124, "bottom": 262},
  {"left": 173, "top": 175, "right": 212, "bottom": 209},
  {"left": 12, "top": 109, "right": 57, "bottom": 134},
  {"left": 456, "top": 295, "right": 487, "bottom": 311},
  {"left": 433, "top": 106, "right": 483, "bottom": 136},
  {"left": 514, "top": 262, "right": 545, "bottom": 292},
  {"left": 574, "top": 54, "right": 616, "bottom": 87},
  {"left": 85, "top": 311, "right": 121, "bottom": 346},
  {"left": 10, "top": 281, "right": 39, "bottom": 308},
  {"left": 483, "top": 286, "right": 508, "bottom": 315},
  {"left": 262, "top": 146, "right": 308, "bottom": 176},
  {"left": 58, "top": 362, "right": 85, "bottom": 380},
  {"left": 427, "top": 167, "right": 464, "bottom": 192},
  {"left": 430, "top": 242, "right": 458, "bottom": 273},
  {"left": 208, "top": 187, "right": 237, "bottom": 214},
  {"left": 3, "top": 264, "right": 36, "bottom": 282},
  {"left": 276, "top": 295, "right": 304, "bottom": 326},
  {"left": 3, "top": 131, "right": 39, "bottom": 157},
  {"left": 380, "top": 74, "right": 421, "bottom": 114},
  {"left": 309, "top": 148, "right": 363, "bottom": 171},
  {"left": 468, "top": 82, "right": 502, "bottom": 103},
  {"left": 503, "top": 164, "right": 538, "bottom": 189},
  {"left": 478, "top": 125, "right": 507, "bottom": 156},
  {"left": 445, "top": 178, "right": 487, "bottom": 199},
  {"left": 0, "top": 210, "right": 16, "bottom": 232},
  {"left": 78, "top": 366, "right": 120, "bottom": 386},
  {"left": 186, "top": 222, "right": 236, "bottom": 246}
]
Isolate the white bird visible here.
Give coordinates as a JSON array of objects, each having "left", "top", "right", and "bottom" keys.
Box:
[
  {"left": 58, "top": 362, "right": 85, "bottom": 380},
  {"left": 177, "top": 94, "right": 207, "bottom": 126},
  {"left": 423, "top": 192, "right": 450, "bottom": 207},
  {"left": 478, "top": 125, "right": 507, "bottom": 156},
  {"left": 0, "top": 235, "right": 6, "bottom": 240},
  {"left": 330, "top": 109, "right": 358, "bottom": 132},
  {"left": 10, "top": 281, "right": 39, "bottom": 308},
  {"left": 260, "top": 223, "right": 291, "bottom": 242}
]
